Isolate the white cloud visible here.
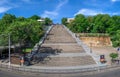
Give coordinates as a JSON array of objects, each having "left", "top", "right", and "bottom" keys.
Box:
[
  {"left": 74, "top": 8, "right": 119, "bottom": 16},
  {"left": 41, "top": 0, "right": 68, "bottom": 19},
  {"left": 0, "top": 7, "right": 11, "bottom": 13},
  {"left": 111, "top": 0, "right": 116, "bottom": 2},
  {"left": 74, "top": 9, "right": 103, "bottom": 16},
  {"left": 0, "top": 0, "right": 14, "bottom": 13},
  {"left": 111, "top": 0, "right": 120, "bottom": 2},
  {"left": 56, "top": 0, "right": 68, "bottom": 11},
  {"left": 109, "top": 12, "right": 120, "bottom": 15},
  {"left": 41, "top": 11, "right": 58, "bottom": 19}
]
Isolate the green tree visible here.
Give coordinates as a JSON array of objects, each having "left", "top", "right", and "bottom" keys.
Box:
[
  {"left": 61, "top": 17, "right": 68, "bottom": 26},
  {"left": 2, "top": 19, "right": 44, "bottom": 54},
  {"left": 86, "top": 16, "right": 94, "bottom": 33},
  {"left": 0, "top": 13, "right": 16, "bottom": 33},
  {"left": 0, "top": 13, "right": 53, "bottom": 53},
  {"left": 62, "top": 14, "right": 120, "bottom": 47},
  {"left": 71, "top": 14, "right": 87, "bottom": 33},
  {"left": 107, "top": 15, "right": 120, "bottom": 47},
  {"left": 5, "top": 20, "right": 44, "bottom": 46},
  {"left": 109, "top": 53, "right": 118, "bottom": 60},
  {"left": 92, "top": 14, "right": 111, "bottom": 33},
  {"left": 111, "top": 30, "right": 120, "bottom": 47},
  {"left": 16, "top": 16, "right": 26, "bottom": 21},
  {"left": 2, "top": 13, "right": 16, "bottom": 24},
  {"left": 44, "top": 17, "right": 52, "bottom": 25},
  {"left": 29, "top": 15, "right": 41, "bottom": 20}
]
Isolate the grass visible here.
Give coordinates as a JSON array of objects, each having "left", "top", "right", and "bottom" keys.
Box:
[{"left": 23, "top": 48, "right": 32, "bottom": 53}]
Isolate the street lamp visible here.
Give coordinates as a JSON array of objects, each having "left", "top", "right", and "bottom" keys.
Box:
[{"left": 8, "top": 34, "right": 11, "bottom": 67}]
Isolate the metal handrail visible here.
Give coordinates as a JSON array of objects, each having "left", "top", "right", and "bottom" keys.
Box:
[{"left": 32, "top": 25, "right": 53, "bottom": 51}]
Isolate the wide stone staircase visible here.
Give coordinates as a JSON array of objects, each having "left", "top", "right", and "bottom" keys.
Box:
[
  {"left": 44, "top": 25, "right": 76, "bottom": 43},
  {"left": 36, "top": 25, "right": 97, "bottom": 67}
]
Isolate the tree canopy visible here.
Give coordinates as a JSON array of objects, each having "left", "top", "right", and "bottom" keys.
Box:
[
  {"left": 0, "top": 13, "right": 52, "bottom": 48},
  {"left": 28, "top": 15, "right": 41, "bottom": 20},
  {"left": 61, "top": 14, "right": 120, "bottom": 47},
  {"left": 44, "top": 17, "right": 53, "bottom": 25}
]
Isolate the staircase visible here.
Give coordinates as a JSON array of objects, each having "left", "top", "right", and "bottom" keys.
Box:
[{"left": 35, "top": 25, "right": 98, "bottom": 67}]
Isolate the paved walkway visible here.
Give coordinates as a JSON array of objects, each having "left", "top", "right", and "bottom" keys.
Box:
[
  {"left": 92, "top": 46, "right": 117, "bottom": 65},
  {"left": 1, "top": 66, "right": 120, "bottom": 77},
  {"left": 26, "top": 64, "right": 98, "bottom": 69}
]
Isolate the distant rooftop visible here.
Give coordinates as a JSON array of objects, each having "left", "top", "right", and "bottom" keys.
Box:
[
  {"left": 67, "top": 18, "right": 74, "bottom": 23},
  {"left": 37, "top": 19, "right": 44, "bottom": 22}
]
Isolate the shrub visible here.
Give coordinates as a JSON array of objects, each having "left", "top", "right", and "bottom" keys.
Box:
[{"left": 109, "top": 53, "right": 118, "bottom": 59}]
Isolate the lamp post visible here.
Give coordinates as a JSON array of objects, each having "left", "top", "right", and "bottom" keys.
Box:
[{"left": 8, "top": 34, "right": 11, "bottom": 67}]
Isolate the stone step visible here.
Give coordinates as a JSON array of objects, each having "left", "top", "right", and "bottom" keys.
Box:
[
  {"left": 33, "top": 56, "right": 96, "bottom": 67},
  {"left": 39, "top": 44, "right": 85, "bottom": 53},
  {"left": 44, "top": 25, "right": 77, "bottom": 43},
  {"left": 36, "top": 25, "right": 97, "bottom": 67},
  {"left": 33, "top": 53, "right": 88, "bottom": 58}
]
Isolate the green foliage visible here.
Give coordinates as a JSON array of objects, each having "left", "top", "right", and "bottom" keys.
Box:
[
  {"left": 28, "top": 15, "right": 41, "bottom": 20},
  {"left": 61, "top": 17, "right": 68, "bottom": 26},
  {"left": 44, "top": 17, "right": 52, "bottom": 25},
  {"left": 62, "top": 14, "right": 120, "bottom": 47},
  {"left": 110, "top": 53, "right": 118, "bottom": 59},
  {"left": 0, "top": 13, "right": 16, "bottom": 33},
  {"left": 16, "top": 16, "right": 26, "bottom": 21},
  {"left": 23, "top": 48, "right": 32, "bottom": 53},
  {"left": 111, "top": 30, "right": 120, "bottom": 47},
  {"left": 4, "top": 19, "right": 44, "bottom": 46},
  {"left": 0, "top": 13, "right": 52, "bottom": 52},
  {"left": 2, "top": 13, "right": 16, "bottom": 24},
  {"left": 0, "top": 35, "right": 8, "bottom": 46},
  {"left": 74, "top": 14, "right": 87, "bottom": 33}
]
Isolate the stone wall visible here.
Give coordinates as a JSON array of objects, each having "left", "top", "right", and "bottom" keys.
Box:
[{"left": 80, "top": 36, "right": 112, "bottom": 47}]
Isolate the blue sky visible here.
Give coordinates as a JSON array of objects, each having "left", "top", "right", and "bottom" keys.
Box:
[{"left": 0, "top": 0, "right": 120, "bottom": 23}]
